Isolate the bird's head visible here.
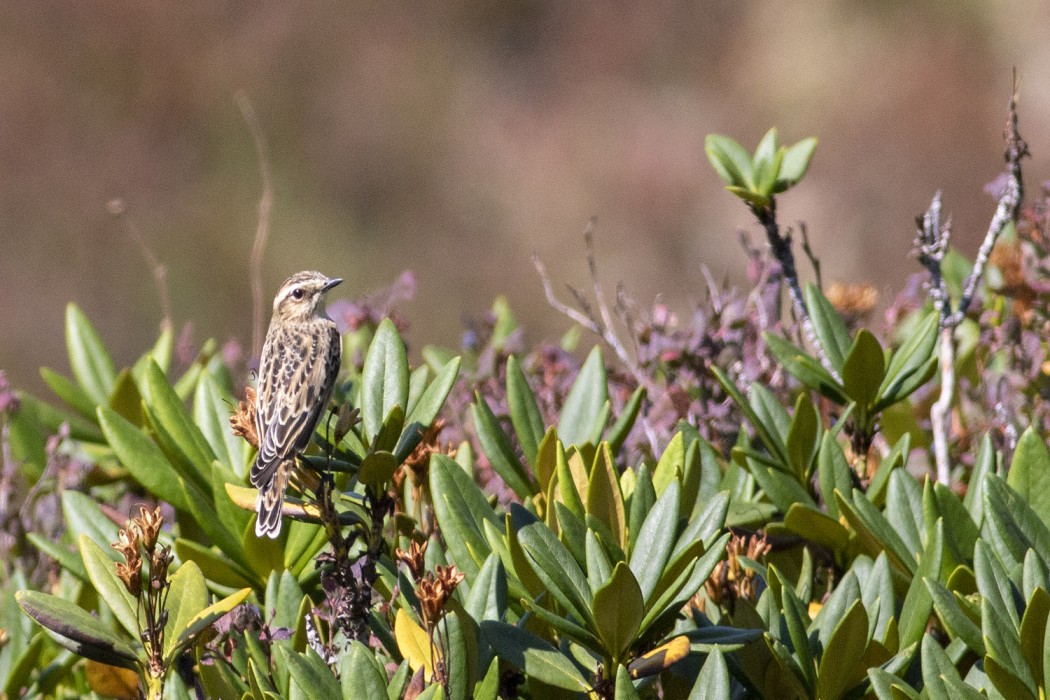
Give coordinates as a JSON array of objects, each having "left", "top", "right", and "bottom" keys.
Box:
[{"left": 272, "top": 271, "right": 342, "bottom": 321}]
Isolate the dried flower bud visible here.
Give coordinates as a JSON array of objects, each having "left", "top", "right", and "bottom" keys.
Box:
[
  {"left": 115, "top": 561, "right": 142, "bottom": 597},
  {"left": 394, "top": 539, "right": 428, "bottom": 580},
  {"left": 151, "top": 546, "right": 173, "bottom": 586},
  {"left": 137, "top": 506, "right": 163, "bottom": 553},
  {"left": 230, "top": 386, "right": 259, "bottom": 448}
]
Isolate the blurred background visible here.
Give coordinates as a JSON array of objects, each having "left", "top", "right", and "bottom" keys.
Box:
[{"left": 3, "top": 1, "right": 1050, "bottom": 395}]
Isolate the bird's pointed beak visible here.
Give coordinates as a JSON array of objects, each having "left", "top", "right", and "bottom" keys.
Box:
[{"left": 323, "top": 278, "right": 343, "bottom": 292}]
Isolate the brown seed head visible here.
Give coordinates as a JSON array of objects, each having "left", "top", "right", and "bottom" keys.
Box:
[
  {"left": 826, "top": 282, "right": 878, "bottom": 322},
  {"left": 395, "top": 539, "right": 429, "bottom": 580},
  {"left": 230, "top": 386, "right": 259, "bottom": 448},
  {"left": 136, "top": 506, "right": 163, "bottom": 553}
]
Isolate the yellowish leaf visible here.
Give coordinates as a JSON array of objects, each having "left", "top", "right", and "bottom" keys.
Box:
[
  {"left": 85, "top": 659, "right": 140, "bottom": 699},
  {"left": 395, "top": 608, "right": 435, "bottom": 680},
  {"left": 628, "top": 635, "right": 690, "bottom": 678}
]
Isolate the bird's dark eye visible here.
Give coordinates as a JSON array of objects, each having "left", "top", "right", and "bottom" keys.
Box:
[{"left": 291, "top": 288, "right": 305, "bottom": 300}]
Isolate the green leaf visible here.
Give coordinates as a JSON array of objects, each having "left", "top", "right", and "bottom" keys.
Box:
[
  {"left": 40, "top": 366, "right": 99, "bottom": 419},
  {"left": 479, "top": 621, "right": 590, "bottom": 692},
  {"left": 984, "top": 475, "right": 1050, "bottom": 574},
  {"left": 472, "top": 394, "right": 535, "bottom": 499},
  {"left": 145, "top": 359, "right": 215, "bottom": 489},
  {"left": 592, "top": 562, "right": 644, "bottom": 659},
  {"left": 704, "top": 134, "right": 755, "bottom": 189},
  {"left": 465, "top": 553, "right": 507, "bottom": 623},
  {"left": 429, "top": 454, "right": 500, "bottom": 581},
  {"left": 615, "top": 664, "right": 642, "bottom": 700},
  {"left": 506, "top": 355, "right": 545, "bottom": 467},
  {"left": 361, "top": 318, "right": 410, "bottom": 443},
  {"left": 776, "top": 137, "right": 818, "bottom": 190},
  {"left": 898, "top": 519, "right": 944, "bottom": 649},
  {"left": 518, "top": 517, "right": 595, "bottom": 629},
  {"left": 876, "top": 311, "right": 939, "bottom": 410},
  {"left": 769, "top": 564, "right": 816, "bottom": 691},
  {"left": 194, "top": 372, "right": 248, "bottom": 477},
  {"left": 689, "top": 648, "right": 730, "bottom": 700},
  {"left": 78, "top": 535, "right": 139, "bottom": 640},
  {"left": 629, "top": 478, "right": 677, "bottom": 604},
  {"left": 405, "top": 356, "right": 461, "bottom": 434},
  {"left": 804, "top": 284, "right": 851, "bottom": 373},
  {"left": 16, "top": 590, "right": 139, "bottom": 669},
  {"left": 785, "top": 393, "right": 820, "bottom": 480},
  {"left": 557, "top": 346, "right": 609, "bottom": 447},
  {"left": 62, "top": 490, "right": 120, "bottom": 549},
  {"left": 65, "top": 303, "right": 118, "bottom": 406},
  {"left": 926, "top": 579, "right": 984, "bottom": 654},
  {"left": 841, "top": 329, "right": 885, "bottom": 413},
  {"left": 171, "top": 587, "right": 252, "bottom": 659},
  {"left": 586, "top": 443, "right": 626, "bottom": 548},
  {"left": 817, "top": 433, "right": 852, "bottom": 520},
  {"left": 762, "top": 333, "right": 848, "bottom": 404},
  {"left": 607, "top": 386, "right": 646, "bottom": 455},
  {"left": 98, "top": 405, "right": 188, "bottom": 512},
  {"left": 1019, "top": 587, "right": 1050, "bottom": 688},
  {"left": 783, "top": 504, "right": 849, "bottom": 553},
  {"left": 343, "top": 641, "right": 389, "bottom": 700},
  {"left": 816, "top": 599, "right": 868, "bottom": 700},
  {"left": 585, "top": 529, "right": 613, "bottom": 597},
  {"left": 1007, "top": 426, "right": 1050, "bottom": 526},
  {"left": 710, "top": 365, "right": 791, "bottom": 468},
  {"left": 163, "top": 561, "right": 209, "bottom": 661},
  {"left": 282, "top": 645, "right": 342, "bottom": 698}
]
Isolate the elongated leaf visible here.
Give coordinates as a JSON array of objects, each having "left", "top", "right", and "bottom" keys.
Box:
[
  {"left": 926, "top": 578, "right": 984, "bottom": 654},
  {"left": 343, "top": 641, "right": 389, "bottom": 700},
  {"left": 518, "top": 519, "right": 595, "bottom": 629},
  {"left": 472, "top": 394, "right": 535, "bottom": 499},
  {"left": 281, "top": 645, "right": 342, "bottom": 697},
  {"left": 40, "top": 366, "right": 99, "bottom": 419},
  {"left": 557, "top": 346, "right": 609, "bottom": 447},
  {"left": 817, "top": 599, "right": 868, "bottom": 699},
  {"left": 171, "top": 587, "right": 251, "bottom": 658},
  {"left": 776, "top": 137, "right": 818, "bottom": 189},
  {"left": 762, "top": 333, "right": 848, "bottom": 404},
  {"left": 586, "top": 443, "right": 626, "bottom": 548},
  {"left": 506, "top": 355, "right": 544, "bottom": 467},
  {"left": 361, "top": 318, "right": 410, "bottom": 443},
  {"left": 16, "top": 590, "right": 139, "bottom": 669},
  {"left": 98, "top": 405, "right": 188, "bottom": 511},
  {"left": 1007, "top": 426, "right": 1050, "bottom": 526},
  {"left": 705, "top": 134, "right": 755, "bottom": 189},
  {"left": 785, "top": 393, "right": 819, "bottom": 480},
  {"left": 429, "top": 454, "right": 500, "bottom": 581},
  {"left": 145, "top": 360, "right": 215, "bottom": 486},
  {"left": 628, "top": 480, "right": 679, "bottom": 605},
  {"left": 79, "top": 535, "right": 139, "bottom": 640},
  {"left": 66, "top": 303, "right": 118, "bottom": 405},
  {"left": 466, "top": 553, "right": 508, "bottom": 623},
  {"left": 877, "top": 311, "right": 939, "bottom": 409},
  {"left": 479, "top": 621, "right": 590, "bottom": 692},
  {"left": 804, "top": 284, "right": 851, "bottom": 373},
  {"left": 592, "top": 562, "right": 644, "bottom": 658},
  {"left": 607, "top": 386, "right": 645, "bottom": 454},
  {"left": 689, "top": 647, "right": 731, "bottom": 700},
  {"left": 405, "top": 356, "right": 461, "bottom": 432},
  {"left": 842, "top": 329, "right": 885, "bottom": 412}
]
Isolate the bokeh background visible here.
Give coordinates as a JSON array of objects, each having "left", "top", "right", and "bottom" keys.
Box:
[{"left": 3, "top": 1, "right": 1050, "bottom": 395}]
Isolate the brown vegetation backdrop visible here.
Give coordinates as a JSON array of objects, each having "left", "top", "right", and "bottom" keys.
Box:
[{"left": 3, "top": 1, "right": 1049, "bottom": 393}]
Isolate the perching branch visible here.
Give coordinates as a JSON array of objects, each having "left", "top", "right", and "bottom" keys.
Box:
[
  {"left": 751, "top": 198, "right": 842, "bottom": 382},
  {"left": 915, "top": 80, "right": 1027, "bottom": 484},
  {"left": 236, "top": 91, "right": 274, "bottom": 361}
]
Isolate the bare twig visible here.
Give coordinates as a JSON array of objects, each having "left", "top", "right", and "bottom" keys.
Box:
[
  {"left": 107, "top": 199, "right": 172, "bottom": 328},
  {"left": 799, "top": 223, "right": 823, "bottom": 290},
  {"left": 751, "top": 198, "right": 841, "bottom": 382},
  {"left": 532, "top": 222, "right": 652, "bottom": 391},
  {"left": 915, "top": 79, "right": 1027, "bottom": 484},
  {"left": 236, "top": 91, "right": 274, "bottom": 360}
]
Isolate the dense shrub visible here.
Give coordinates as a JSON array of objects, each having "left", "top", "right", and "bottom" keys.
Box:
[{"left": 2, "top": 89, "right": 1050, "bottom": 698}]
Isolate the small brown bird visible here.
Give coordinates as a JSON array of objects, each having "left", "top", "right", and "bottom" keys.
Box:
[{"left": 251, "top": 271, "right": 343, "bottom": 538}]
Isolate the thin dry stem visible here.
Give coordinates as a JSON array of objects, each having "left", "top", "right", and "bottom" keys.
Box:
[{"left": 107, "top": 199, "right": 172, "bottom": 328}]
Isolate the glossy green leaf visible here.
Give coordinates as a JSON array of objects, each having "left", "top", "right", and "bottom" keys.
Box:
[
  {"left": 78, "top": 535, "right": 139, "bottom": 640},
  {"left": 405, "top": 355, "right": 461, "bottom": 435},
  {"left": 585, "top": 528, "right": 613, "bottom": 597},
  {"left": 343, "top": 641, "right": 388, "bottom": 699},
  {"left": 65, "top": 303, "right": 118, "bottom": 406},
  {"left": 361, "top": 318, "right": 409, "bottom": 443},
  {"left": 518, "top": 517, "right": 595, "bottom": 629},
  {"left": 689, "top": 647, "right": 730, "bottom": 700},
  {"left": 984, "top": 474, "right": 1050, "bottom": 574},
  {"left": 472, "top": 393, "right": 535, "bottom": 499},
  {"left": 40, "top": 366, "right": 99, "bottom": 420},
  {"left": 282, "top": 645, "right": 342, "bottom": 698},
  {"left": 1007, "top": 426, "right": 1050, "bottom": 526},
  {"left": 506, "top": 355, "right": 544, "bottom": 467},
  {"left": 172, "top": 587, "right": 251, "bottom": 659},
  {"left": 842, "top": 329, "right": 885, "bottom": 412},
  {"left": 163, "top": 561, "right": 209, "bottom": 661},
  {"left": 145, "top": 360, "right": 216, "bottom": 485},
  {"left": 465, "top": 553, "right": 508, "bottom": 623},
  {"left": 784, "top": 504, "right": 849, "bottom": 553},
  {"left": 592, "top": 561, "right": 644, "bottom": 658},
  {"left": 614, "top": 664, "right": 641, "bottom": 700},
  {"left": 769, "top": 564, "right": 816, "bottom": 691},
  {"left": 98, "top": 405, "right": 189, "bottom": 511},
  {"left": 898, "top": 519, "right": 943, "bottom": 649},
  {"left": 607, "top": 386, "right": 645, "bottom": 455},
  {"left": 762, "top": 332, "right": 848, "bottom": 404},
  {"left": 16, "top": 590, "right": 139, "bottom": 669},
  {"left": 817, "top": 599, "right": 868, "bottom": 700},
  {"left": 557, "top": 346, "right": 609, "bottom": 447},
  {"left": 1019, "top": 587, "right": 1050, "bottom": 688},
  {"left": 776, "top": 137, "right": 818, "bottom": 189},
  {"left": 785, "top": 393, "right": 819, "bottom": 480},
  {"left": 875, "top": 311, "right": 939, "bottom": 410},
  {"left": 926, "top": 579, "right": 984, "bottom": 654},
  {"left": 479, "top": 621, "right": 590, "bottom": 692},
  {"left": 586, "top": 442, "right": 626, "bottom": 548},
  {"left": 429, "top": 454, "right": 500, "bottom": 581},
  {"left": 804, "top": 283, "right": 851, "bottom": 373},
  {"left": 704, "top": 134, "right": 755, "bottom": 189}
]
